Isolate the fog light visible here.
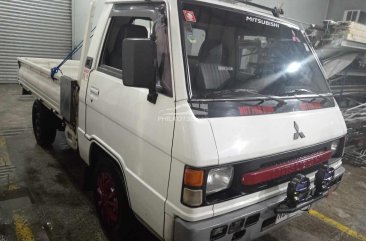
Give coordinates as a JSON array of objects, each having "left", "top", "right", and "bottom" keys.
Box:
[
  {"left": 228, "top": 218, "right": 245, "bottom": 234},
  {"left": 287, "top": 174, "right": 310, "bottom": 207},
  {"left": 210, "top": 225, "right": 228, "bottom": 240},
  {"left": 315, "top": 165, "right": 335, "bottom": 194}
]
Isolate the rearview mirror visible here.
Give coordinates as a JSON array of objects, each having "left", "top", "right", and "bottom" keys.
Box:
[{"left": 122, "top": 39, "right": 156, "bottom": 90}]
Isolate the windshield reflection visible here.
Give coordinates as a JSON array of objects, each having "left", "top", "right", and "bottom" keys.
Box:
[{"left": 181, "top": 1, "right": 331, "bottom": 100}]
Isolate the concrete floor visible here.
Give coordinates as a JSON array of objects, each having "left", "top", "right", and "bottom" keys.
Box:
[{"left": 0, "top": 84, "right": 365, "bottom": 241}]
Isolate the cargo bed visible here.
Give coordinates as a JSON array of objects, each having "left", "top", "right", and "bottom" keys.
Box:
[{"left": 18, "top": 57, "right": 80, "bottom": 113}]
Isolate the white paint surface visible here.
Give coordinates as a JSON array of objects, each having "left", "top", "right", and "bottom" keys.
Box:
[{"left": 72, "top": 0, "right": 105, "bottom": 59}]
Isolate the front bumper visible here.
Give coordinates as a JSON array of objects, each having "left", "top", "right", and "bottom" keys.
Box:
[{"left": 174, "top": 166, "right": 345, "bottom": 241}]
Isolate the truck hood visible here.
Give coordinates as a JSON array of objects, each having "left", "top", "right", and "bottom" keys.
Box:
[{"left": 208, "top": 107, "right": 347, "bottom": 164}]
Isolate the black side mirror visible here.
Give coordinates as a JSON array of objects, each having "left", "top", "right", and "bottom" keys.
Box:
[{"left": 122, "top": 38, "right": 158, "bottom": 103}]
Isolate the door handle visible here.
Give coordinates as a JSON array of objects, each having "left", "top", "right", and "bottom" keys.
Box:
[{"left": 90, "top": 87, "right": 100, "bottom": 96}]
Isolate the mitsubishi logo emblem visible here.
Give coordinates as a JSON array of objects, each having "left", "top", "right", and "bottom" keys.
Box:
[{"left": 293, "top": 121, "right": 305, "bottom": 140}]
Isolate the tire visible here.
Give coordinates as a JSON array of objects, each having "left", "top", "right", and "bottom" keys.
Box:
[
  {"left": 32, "top": 100, "right": 57, "bottom": 148},
  {"left": 93, "top": 154, "right": 136, "bottom": 241}
]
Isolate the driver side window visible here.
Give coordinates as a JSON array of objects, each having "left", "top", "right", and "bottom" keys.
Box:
[
  {"left": 98, "top": 8, "right": 173, "bottom": 97},
  {"left": 99, "top": 17, "right": 152, "bottom": 72}
]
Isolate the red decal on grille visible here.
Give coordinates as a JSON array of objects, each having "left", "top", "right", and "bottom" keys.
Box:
[{"left": 241, "top": 150, "right": 332, "bottom": 186}]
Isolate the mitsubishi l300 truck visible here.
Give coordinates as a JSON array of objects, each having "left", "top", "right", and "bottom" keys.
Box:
[{"left": 18, "top": 0, "right": 347, "bottom": 240}]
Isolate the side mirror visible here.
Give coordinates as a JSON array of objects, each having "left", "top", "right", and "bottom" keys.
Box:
[{"left": 122, "top": 38, "right": 157, "bottom": 89}]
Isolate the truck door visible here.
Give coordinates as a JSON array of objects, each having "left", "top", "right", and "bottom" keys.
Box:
[{"left": 85, "top": 3, "right": 174, "bottom": 237}]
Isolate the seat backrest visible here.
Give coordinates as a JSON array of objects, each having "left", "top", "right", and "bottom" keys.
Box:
[
  {"left": 198, "top": 40, "right": 223, "bottom": 64},
  {"left": 109, "top": 24, "right": 148, "bottom": 70},
  {"left": 196, "top": 63, "right": 230, "bottom": 90}
]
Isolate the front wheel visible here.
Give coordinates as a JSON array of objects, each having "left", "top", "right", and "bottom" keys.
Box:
[
  {"left": 32, "top": 100, "right": 57, "bottom": 148},
  {"left": 93, "top": 155, "right": 136, "bottom": 241}
]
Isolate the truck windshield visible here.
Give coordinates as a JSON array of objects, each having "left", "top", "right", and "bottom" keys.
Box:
[{"left": 180, "top": 2, "right": 331, "bottom": 101}]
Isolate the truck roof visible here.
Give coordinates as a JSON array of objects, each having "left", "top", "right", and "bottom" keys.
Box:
[{"left": 105, "top": 0, "right": 300, "bottom": 30}]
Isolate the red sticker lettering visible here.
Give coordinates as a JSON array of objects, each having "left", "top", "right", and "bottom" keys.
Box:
[
  {"left": 183, "top": 10, "right": 196, "bottom": 22},
  {"left": 239, "top": 106, "right": 275, "bottom": 116},
  {"left": 299, "top": 102, "right": 322, "bottom": 110}
]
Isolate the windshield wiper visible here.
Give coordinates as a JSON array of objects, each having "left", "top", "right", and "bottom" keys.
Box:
[
  {"left": 280, "top": 89, "right": 332, "bottom": 104},
  {"left": 205, "top": 89, "right": 286, "bottom": 107}
]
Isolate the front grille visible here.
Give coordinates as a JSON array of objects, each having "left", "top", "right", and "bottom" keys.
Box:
[{"left": 206, "top": 141, "right": 334, "bottom": 205}]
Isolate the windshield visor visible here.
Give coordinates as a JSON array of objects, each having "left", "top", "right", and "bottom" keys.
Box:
[{"left": 180, "top": 2, "right": 331, "bottom": 100}]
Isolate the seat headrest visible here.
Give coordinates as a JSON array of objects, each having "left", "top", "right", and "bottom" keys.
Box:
[
  {"left": 198, "top": 40, "right": 223, "bottom": 64},
  {"left": 124, "top": 25, "right": 148, "bottom": 39}
]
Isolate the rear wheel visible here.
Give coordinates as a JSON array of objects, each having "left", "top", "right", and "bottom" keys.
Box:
[
  {"left": 32, "top": 100, "right": 57, "bottom": 148},
  {"left": 93, "top": 154, "right": 136, "bottom": 241}
]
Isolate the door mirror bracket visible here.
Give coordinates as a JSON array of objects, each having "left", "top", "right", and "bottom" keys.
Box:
[{"left": 148, "top": 89, "right": 158, "bottom": 104}]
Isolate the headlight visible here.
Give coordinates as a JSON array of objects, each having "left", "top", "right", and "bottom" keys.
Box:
[
  {"left": 182, "top": 166, "right": 234, "bottom": 207},
  {"left": 331, "top": 140, "right": 339, "bottom": 156},
  {"left": 206, "top": 166, "right": 234, "bottom": 195}
]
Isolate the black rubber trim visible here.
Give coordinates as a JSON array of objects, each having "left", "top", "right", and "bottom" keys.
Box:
[
  {"left": 97, "top": 65, "right": 122, "bottom": 79},
  {"left": 85, "top": 57, "right": 93, "bottom": 69}
]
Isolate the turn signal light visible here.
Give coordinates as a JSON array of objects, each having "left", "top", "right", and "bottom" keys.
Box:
[{"left": 184, "top": 168, "right": 204, "bottom": 187}]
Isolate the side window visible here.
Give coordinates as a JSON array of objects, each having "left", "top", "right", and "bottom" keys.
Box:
[
  {"left": 133, "top": 19, "right": 153, "bottom": 36},
  {"left": 239, "top": 47, "right": 259, "bottom": 75},
  {"left": 99, "top": 17, "right": 152, "bottom": 71},
  {"left": 98, "top": 5, "right": 173, "bottom": 97}
]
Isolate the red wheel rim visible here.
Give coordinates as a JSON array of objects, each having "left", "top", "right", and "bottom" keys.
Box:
[{"left": 96, "top": 171, "right": 119, "bottom": 226}]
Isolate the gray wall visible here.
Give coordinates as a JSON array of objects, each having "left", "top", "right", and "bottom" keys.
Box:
[
  {"left": 327, "top": 0, "right": 366, "bottom": 20},
  {"left": 251, "top": 0, "right": 330, "bottom": 26},
  {"left": 1, "top": 0, "right": 71, "bottom": 83}
]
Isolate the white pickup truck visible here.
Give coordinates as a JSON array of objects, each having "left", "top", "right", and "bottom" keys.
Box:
[{"left": 18, "top": 0, "right": 347, "bottom": 241}]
